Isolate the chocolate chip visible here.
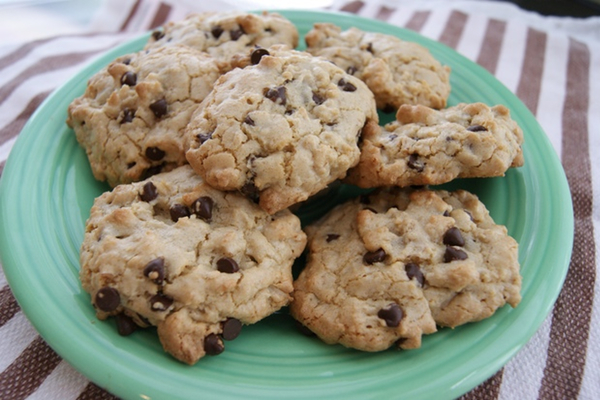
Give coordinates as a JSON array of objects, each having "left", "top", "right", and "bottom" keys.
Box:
[
  {"left": 204, "top": 333, "right": 224, "bottom": 355},
  {"left": 264, "top": 86, "right": 286, "bottom": 106},
  {"left": 140, "top": 182, "right": 158, "bottom": 202},
  {"left": 151, "top": 30, "right": 164, "bottom": 41},
  {"left": 250, "top": 48, "right": 270, "bottom": 65},
  {"left": 222, "top": 318, "right": 242, "bottom": 340},
  {"left": 443, "top": 210, "right": 451, "bottom": 217},
  {"left": 211, "top": 25, "right": 224, "bottom": 38},
  {"left": 378, "top": 304, "right": 403, "bottom": 327},
  {"left": 443, "top": 227, "right": 465, "bottom": 247},
  {"left": 120, "top": 108, "right": 135, "bottom": 124},
  {"left": 241, "top": 181, "right": 260, "bottom": 203},
  {"left": 405, "top": 262, "right": 425, "bottom": 286},
  {"left": 467, "top": 124, "right": 488, "bottom": 132},
  {"left": 312, "top": 92, "right": 325, "bottom": 105},
  {"left": 244, "top": 115, "right": 255, "bottom": 126},
  {"left": 230, "top": 27, "right": 244, "bottom": 41},
  {"left": 150, "top": 293, "right": 173, "bottom": 311},
  {"left": 115, "top": 314, "right": 137, "bottom": 336},
  {"left": 346, "top": 66, "right": 357, "bottom": 75},
  {"left": 197, "top": 132, "right": 212, "bottom": 144},
  {"left": 407, "top": 154, "right": 424, "bottom": 172},
  {"left": 121, "top": 58, "right": 131, "bottom": 65},
  {"left": 143, "top": 258, "right": 165, "bottom": 284},
  {"left": 191, "top": 196, "right": 214, "bottom": 222},
  {"left": 338, "top": 78, "right": 357, "bottom": 92},
  {"left": 217, "top": 257, "right": 239, "bottom": 273},
  {"left": 143, "top": 164, "right": 163, "bottom": 179},
  {"left": 366, "top": 42, "right": 374, "bottom": 53},
  {"left": 444, "top": 246, "right": 468, "bottom": 262},
  {"left": 170, "top": 204, "right": 190, "bottom": 222},
  {"left": 150, "top": 99, "right": 168, "bottom": 118},
  {"left": 120, "top": 71, "right": 137, "bottom": 86},
  {"left": 145, "top": 146, "right": 165, "bottom": 161},
  {"left": 363, "top": 248, "right": 386, "bottom": 265},
  {"left": 326, "top": 234, "right": 340, "bottom": 242},
  {"left": 95, "top": 287, "right": 120, "bottom": 312}
]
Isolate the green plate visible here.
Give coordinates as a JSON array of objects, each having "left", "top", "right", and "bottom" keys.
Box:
[{"left": 0, "top": 10, "right": 573, "bottom": 400}]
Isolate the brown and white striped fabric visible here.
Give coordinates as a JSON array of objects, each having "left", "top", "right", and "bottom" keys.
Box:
[{"left": 0, "top": 0, "right": 598, "bottom": 398}]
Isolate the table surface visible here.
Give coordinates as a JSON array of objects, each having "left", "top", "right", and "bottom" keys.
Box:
[{"left": 0, "top": 1, "right": 599, "bottom": 399}]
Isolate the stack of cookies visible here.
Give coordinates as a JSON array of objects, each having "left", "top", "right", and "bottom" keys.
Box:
[{"left": 67, "top": 11, "right": 523, "bottom": 365}]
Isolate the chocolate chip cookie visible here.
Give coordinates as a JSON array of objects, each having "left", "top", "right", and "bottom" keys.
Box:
[
  {"left": 145, "top": 11, "right": 299, "bottom": 72},
  {"left": 290, "top": 187, "right": 521, "bottom": 352},
  {"left": 345, "top": 103, "right": 525, "bottom": 188},
  {"left": 185, "top": 45, "right": 379, "bottom": 214},
  {"left": 305, "top": 23, "right": 451, "bottom": 110},
  {"left": 80, "top": 165, "right": 307, "bottom": 364},
  {"left": 67, "top": 45, "right": 221, "bottom": 187}
]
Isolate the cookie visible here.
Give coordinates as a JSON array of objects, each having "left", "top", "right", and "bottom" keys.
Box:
[
  {"left": 67, "top": 45, "right": 221, "bottom": 187},
  {"left": 345, "top": 103, "right": 525, "bottom": 188},
  {"left": 80, "top": 165, "right": 307, "bottom": 364},
  {"left": 290, "top": 187, "right": 521, "bottom": 352},
  {"left": 145, "top": 11, "right": 299, "bottom": 71},
  {"left": 185, "top": 45, "right": 379, "bottom": 214},
  {"left": 305, "top": 23, "right": 451, "bottom": 110}
]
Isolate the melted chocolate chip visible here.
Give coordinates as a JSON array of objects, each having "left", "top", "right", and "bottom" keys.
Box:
[
  {"left": 95, "top": 287, "right": 120, "bottom": 312},
  {"left": 378, "top": 304, "right": 403, "bottom": 327},
  {"left": 143, "top": 258, "right": 165, "bottom": 284},
  {"left": 443, "top": 227, "right": 465, "bottom": 247},
  {"left": 120, "top": 71, "right": 137, "bottom": 86},
  {"left": 407, "top": 154, "right": 424, "bottom": 172},
  {"left": 244, "top": 115, "right": 255, "bottom": 126},
  {"left": 326, "top": 234, "right": 340, "bottom": 242},
  {"left": 241, "top": 181, "right": 260, "bottom": 203},
  {"left": 405, "top": 263, "right": 425, "bottom": 286},
  {"left": 312, "top": 92, "right": 325, "bottom": 105},
  {"left": 363, "top": 248, "right": 386, "bottom": 265},
  {"left": 250, "top": 48, "right": 270, "bottom": 65},
  {"left": 264, "top": 86, "right": 287, "bottom": 106},
  {"left": 217, "top": 257, "right": 239, "bottom": 273},
  {"left": 145, "top": 146, "right": 165, "bottom": 161},
  {"left": 222, "top": 318, "right": 242, "bottom": 340},
  {"left": 151, "top": 30, "right": 164, "bottom": 41},
  {"left": 150, "top": 293, "right": 173, "bottom": 311},
  {"left": 170, "top": 204, "right": 190, "bottom": 222},
  {"left": 444, "top": 246, "right": 468, "bottom": 262},
  {"left": 197, "top": 132, "right": 212, "bottom": 144},
  {"left": 467, "top": 124, "right": 488, "bottom": 132},
  {"left": 191, "top": 196, "right": 214, "bottom": 222},
  {"left": 115, "top": 313, "right": 137, "bottom": 336},
  {"left": 211, "top": 26, "right": 224, "bottom": 38},
  {"left": 338, "top": 78, "right": 357, "bottom": 92},
  {"left": 120, "top": 108, "right": 135, "bottom": 124},
  {"left": 204, "top": 333, "right": 224, "bottom": 356},
  {"left": 140, "top": 182, "right": 158, "bottom": 202},
  {"left": 150, "top": 99, "right": 168, "bottom": 118},
  {"left": 230, "top": 27, "right": 245, "bottom": 41}
]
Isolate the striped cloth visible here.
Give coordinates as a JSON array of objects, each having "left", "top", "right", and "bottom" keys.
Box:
[{"left": 0, "top": 0, "right": 598, "bottom": 398}]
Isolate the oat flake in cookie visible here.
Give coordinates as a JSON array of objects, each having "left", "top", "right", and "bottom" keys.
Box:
[
  {"left": 290, "top": 188, "right": 521, "bottom": 352},
  {"left": 145, "top": 11, "right": 299, "bottom": 72},
  {"left": 345, "top": 103, "right": 524, "bottom": 188},
  {"left": 67, "top": 45, "right": 221, "bottom": 187},
  {"left": 185, "top": 45, "right": 379, "bottom": 214},
  {"left": 80, "top": 166, "right": 307, "bottom": 364},
  {"left": 305, "top": 23, "right": 451, "bottom": 110}
]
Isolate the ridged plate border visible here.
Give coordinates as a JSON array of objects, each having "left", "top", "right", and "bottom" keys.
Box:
[{"left": 0, "top": 10, "right": 573, "bottom": 400}]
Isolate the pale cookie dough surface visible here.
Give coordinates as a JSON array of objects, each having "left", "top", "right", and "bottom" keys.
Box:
[
  {"left": 185, "top": 46, "right": 378, "bottom": 214},
  {"left": 305, "top": 23, "right": 451, "bottom": 110},
  {"left": 290, "top": 187, "right": 521, "bottom": 352},
  {"left": 80, "top": 166, "right": 307, "bottom": 364},
  {"left": 145, "top": 11, "right": 298, "bottom": 72},
  {"left": 67, "top": 45, "right": 221, "bottom": 187},
  {"left": 345, "top": 103, "right": 525, "bottom": 188}
]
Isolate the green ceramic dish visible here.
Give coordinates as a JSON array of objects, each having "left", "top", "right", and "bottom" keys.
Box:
[{"left": 0, "top": 10, "right": 573, "bottom": 400}]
